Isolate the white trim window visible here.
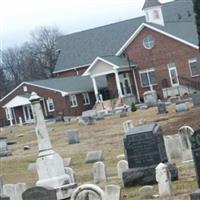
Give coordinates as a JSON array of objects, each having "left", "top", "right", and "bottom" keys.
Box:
[
  {"left": 46, "top": 98, "right": 55, "bottom": 112},
  {"left": 139, "top": 69, "right": 157, "bottom": 87},
  {"left": 82, "top": 93, "right": 90, "bottom": 105},
  {"left": 188, "top": 58, "right": 200, "bottom": 77},
  {"left": 143, "top": 35, "right": 155, "bottom": 49},
  {"left": 69, "top": 95, "right": 78, "bottom": 107}
]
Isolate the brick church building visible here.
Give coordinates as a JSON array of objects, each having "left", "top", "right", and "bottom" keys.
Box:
[{"left": 0, "top": 0, "right": 199, "bottom": 126}]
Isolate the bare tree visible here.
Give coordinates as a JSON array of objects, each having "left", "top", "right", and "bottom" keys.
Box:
[{"left": 29, "top": 26, "right": 61, "bottom": 77}]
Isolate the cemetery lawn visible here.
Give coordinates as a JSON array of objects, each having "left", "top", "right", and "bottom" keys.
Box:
[{"left": 0, "top": 103, "right": 200, "bottom": 199}]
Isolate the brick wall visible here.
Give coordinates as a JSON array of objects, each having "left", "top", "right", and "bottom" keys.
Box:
[
  {"left": 125, "top": 27, "right": 200, "bottom": 98},
  {"left": 55, "top": 67, "right": 88, "bottom": 77},
  {"left": 0, "top": 83, "right": 96, "bottom": 126}
]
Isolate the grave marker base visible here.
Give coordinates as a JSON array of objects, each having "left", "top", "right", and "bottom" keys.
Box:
[
  {"left": 123, "top": 163, "right": 178, "bottom": 187},
  {"left": 190, "top": 189, "right": 200, "bottom": 200}
]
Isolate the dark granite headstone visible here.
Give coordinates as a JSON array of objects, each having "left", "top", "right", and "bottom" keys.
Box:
[
  {"left": 67, "top": 129, "right": 80, "bottom": 144},
  {"left": 123, "top": 123, "right": 178, "bottom": 187},
  {"left": 191, "top": 129, "right": 200, "bottom": 188},
  {"left": 124, "top": 124, "right": 168, "bottom": 168},
  {"left": 0, "top": 137, "right": 12, "bottom": 157},
  {"left": 22, "top": 186, "right": 57, "bottom": 200}
]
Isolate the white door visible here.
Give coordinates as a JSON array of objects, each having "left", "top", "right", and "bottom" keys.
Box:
[
  {"left": 168, "top": 63, "right": 179, "bottom": 87},
  {"left": 119, "top": 73, "right": 132, "bottom": 96},
  {"left": 23, "top": 105, "right": 34, "bottom": 123}
]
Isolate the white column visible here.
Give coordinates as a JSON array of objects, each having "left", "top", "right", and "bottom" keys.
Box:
[
  {"left": 114, "top": 70, "right": 123, "bottom": 98},
  {"left": 132, "top": 69, "right": 140, "bottom": 103},
  {"left": 91, "top": 76, "right": 99, "bottom": 102}
]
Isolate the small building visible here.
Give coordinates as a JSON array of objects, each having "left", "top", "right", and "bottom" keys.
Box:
[{"left": 0, "top": 76, "right": 106, "bottom": 126}]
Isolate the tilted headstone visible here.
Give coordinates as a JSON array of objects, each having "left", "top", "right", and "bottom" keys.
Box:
[
  {"left": 93, "top": 162, "right": 106, "bottom": 184},
  {"left": 157, "top": 101, "right": 167, "bottom": 114},
  {"left": 0, "top": 137, "right": 12, "bottom": 157},
  {"left": 192, "top": 93, "right": 200, "bottom": 107},
  {"left": 15, "top": 183, "right": 27, "bottom": 200},
  {"left": 138, "top": 186, "right": 154, "bottom": 199},
  {"left": 85, "top": 150, "right": 103, "bottom": 163},
  {"left": 105, "top": 185, "right": 121, "bottom": 200},
  {"left": 67, "top": 129, "right": 80, "bottom": 144},
  {"left": 123, "top": 123, "right": 178, "bottom": 187},
  {"left": 117, "top": 160, "right": 128, "bottom": 179},
  {"left": 3, "top": 184, "right": 15, "bottom": 200},
  {"left": 178, "top": 126, "right": 194, "bottom": 162},
  {"left": 156, "top": 163, "right": 172, "bottom": 197},
  {"left": 123, "top": 120, "right": 134, "bottom": 134},
  {"left": 22, "top": 186, "right": 57, "bottom": 200}
]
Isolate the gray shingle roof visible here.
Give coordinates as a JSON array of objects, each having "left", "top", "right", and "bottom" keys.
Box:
[
  {"left": 54, "top": 0, "right": 198, "bottom": 73},
  {"left": 99, "top": 55, "right": 136, "bottom": 67},
  {"left": 142, "top": 0, "right": 162, "bottom": 10},
  {"left": 29, "top": 76, "right": 107, "bottom": 94}
]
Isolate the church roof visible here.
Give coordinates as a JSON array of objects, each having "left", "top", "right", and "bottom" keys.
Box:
[{"left": 54, "top": 0, "right": 197, "bottom": 74}]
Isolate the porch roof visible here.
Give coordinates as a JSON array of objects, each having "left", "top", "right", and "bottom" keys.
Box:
[
  {"left": 83, "top": 55, "right": 136, "bottom": 76},
  {"left": 3, "top": 96, "right": 31, "bottom": 108}
]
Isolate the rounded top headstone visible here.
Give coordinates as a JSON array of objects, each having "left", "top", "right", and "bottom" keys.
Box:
[{"left": 156, "top": 162, "right": 167, "bottom": 170}]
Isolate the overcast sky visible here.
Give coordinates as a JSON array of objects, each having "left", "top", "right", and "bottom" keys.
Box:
[{"left": 0, "top": 0, "right": 173, "bottom": 50}]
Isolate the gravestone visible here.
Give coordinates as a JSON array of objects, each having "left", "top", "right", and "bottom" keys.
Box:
[
  {"left": 81, "top": 110, "right": 97, "bottom": 125},
  {"left": 70, "top": 184, "right": 105, "bottom": 200},
  {"left": 143, "top": 90, "right": 158, "bottom": 107},
  {"left": 190, "top": 129, "right": 200, "bottom": 200},
  {"left": 63, "top": 158, "right": 72, "bottom": 167},
  {"left": 138, "top": 186, "right": 154, "bottom": 199},
  {"left": 178, "top": 126, "right": 194, "bottom": 162},
  {"left": 117, "top": 160, "right": 128, "bottom": 179},
  {"left": 123, "top": 120, "right": 134, "bottom": 134},
  {"left": 164, "top": 135, "right": 182, "bottom": 160},
  {"left": 157, "top": 101, "right": 167, "bottom": 114},
  {"left": 22, "top": 186, "right": 57, "bottom": 200},
  {"left": 3, "top": 184, "right": 15, "bottom": 200},
  {"left": 64, "top": 167, "right": 75, "bottom": 183},
  {"left": 175, "top": 102, "right": 189, "bottom": 112},
  {"left": 0, "top": 137, "right": 12, "bottom": 157},
  {"left": 156, "top": 163, "right": 172, "bottom": 197},
  {"left": 93, "top": 162, "right": 106, "bottom": 184},
  {"left": 192, "top": 93, "right": 200, "bottom": 107},
  {"left": 123, "top": 123, "right": 178, "bottom": 187},
  {"left": 67, "top": 129, "right": 80, "bottom": 144},
  {"left": 0, "top": 176, "right": 3, "bottom": 195},
  {"left": 85, "top": 150, "right": 103, "bottom": 163},
  {"left": 15, "top": 183, "right": 27, "bottom": 200},
  {"left": 105, "top": 185, "right": 121, "bottom": 200}
]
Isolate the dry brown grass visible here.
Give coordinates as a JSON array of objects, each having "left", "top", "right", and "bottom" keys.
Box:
[{"left": 0, "top": 103, "right": 200, "bottom": 199}]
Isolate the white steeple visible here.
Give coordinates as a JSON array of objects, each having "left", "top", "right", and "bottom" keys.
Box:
[{"left": 142, "top": 0, "right": 165, "bottom": 26}]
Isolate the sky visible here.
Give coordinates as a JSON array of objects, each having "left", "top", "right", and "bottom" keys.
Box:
[{"left": 0, "top": 0, "right": 173, "bottom": 50}]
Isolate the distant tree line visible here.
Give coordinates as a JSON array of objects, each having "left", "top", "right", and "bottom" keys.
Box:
[
  {"left": 0, "top": 26, "right": 61, "bottom": 99},
  {"left": 193, "top": 0, "right": 200, "bottom": 47}
]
